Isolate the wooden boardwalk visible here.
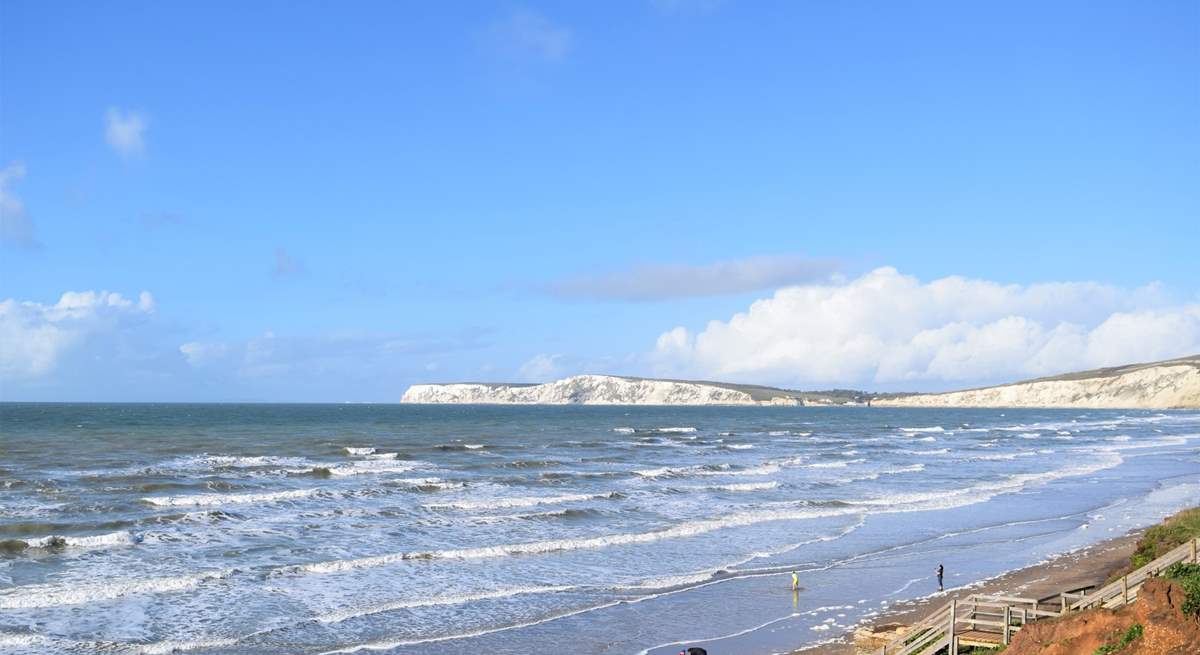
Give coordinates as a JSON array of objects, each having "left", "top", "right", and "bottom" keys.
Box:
[{"left": 876, "top": 536, "right": 1199, "bottom": 655}]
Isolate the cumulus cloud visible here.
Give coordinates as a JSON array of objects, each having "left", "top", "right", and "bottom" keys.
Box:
[
  {"left": 652, "top": 267, "right": 1200, "bottom": 388},
  {"left": 0, "top": 162, "right": 40, "bottom": 249},
  {"left": 548, "top": 254, "right": 841, "bottom": 301},
  {"left": 0, "top": 290, "right": 156, "bottom": 378},
  {"left": 1, "top": 289, "right": 492, "bottom": 401},
  {"left": 105, "top": 108, "right": 147, "bottom": 158},
  {"left": 485, "top": 9, "right": 572, "bottom": 61}
]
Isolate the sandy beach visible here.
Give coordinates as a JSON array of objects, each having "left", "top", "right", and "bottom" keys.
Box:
[{"left": 796, "top": 530, "right": 1143, "bottom": 654}]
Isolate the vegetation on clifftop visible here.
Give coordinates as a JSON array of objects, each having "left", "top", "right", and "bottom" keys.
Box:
[
  {"left": 1107, "top": 507, "right": 1200, "bottom": 582},
  {"left": 1162, "top": 562, "right": 1200, "bottom": 615}
]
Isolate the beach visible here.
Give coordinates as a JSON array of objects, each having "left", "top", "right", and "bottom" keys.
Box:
[{"left": 799, "top": 530, "right": 1142, "bottom": 654}]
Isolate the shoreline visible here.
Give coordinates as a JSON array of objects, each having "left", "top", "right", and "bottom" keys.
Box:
[{"left": 793, "top": 530, "right": 1143, "bottom": 654}]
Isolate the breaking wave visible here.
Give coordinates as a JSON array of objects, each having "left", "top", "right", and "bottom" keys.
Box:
[
  {"left": 424, "top": 492, "right": 616, "bottom": 511},
  {"left": 143, "top": 488, "right": 319, "bottom": 507},
  {"left": 316, "top": 584, "right": 576, "bottom": 625}
]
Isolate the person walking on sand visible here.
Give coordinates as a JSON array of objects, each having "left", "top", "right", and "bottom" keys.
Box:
[
  {"left": 936, "top": 563, "right": 944, "bottom": 591},
  {"left": 791, "top": 570, "right": 799, "bottom": 591}
]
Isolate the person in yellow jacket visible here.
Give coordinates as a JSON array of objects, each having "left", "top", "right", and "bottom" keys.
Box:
[{"left": 791, "top": 570, "right": 799, "bottom": 591}]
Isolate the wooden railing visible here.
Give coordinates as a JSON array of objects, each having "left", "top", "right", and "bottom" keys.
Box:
[
  {"left": 1069, "top": 537, "right": 1199, "bottom": 611},
  {"left": 878, "top": 536, "right": 1200, "bottom": 655}
]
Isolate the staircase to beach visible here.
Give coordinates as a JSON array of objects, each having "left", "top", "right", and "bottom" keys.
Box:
[{"left": 876, "top": 536, "right": 1200, "bottom": 655}]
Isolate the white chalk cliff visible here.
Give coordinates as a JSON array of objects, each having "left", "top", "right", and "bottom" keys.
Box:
[
  {"left": 876, "top": 356, "right": 1200, "bottom": 409},
  {"left": 400, "top": 375, "right": 796, "bottom": 405}
]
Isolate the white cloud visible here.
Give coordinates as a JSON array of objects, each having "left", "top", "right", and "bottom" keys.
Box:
[
  {"left": 548, "top": 254, "right": 841, "bottom": 301},
  {"left": 486, "top": 9, "right": 571, "bottom": 61},
  {"left": 518, "top": 353, "right": 564, "bottom": 381},
  {"left": 105, "top": 108, "right": 147, "bottom": 158},
  {"left": 0, "top": 162, "right": 40, "bottom": 249},
  {"left": 179, "top": 341, "right": 229, "bottom": 367},
  {"left": 0, "top": 290, "right": 156, "bottom": 378},
  {"left": 652, "top": 267, "right": 1200, "bottom": 388}
]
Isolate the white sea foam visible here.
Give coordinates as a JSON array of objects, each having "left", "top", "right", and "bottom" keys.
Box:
[
  {"left": 635, "top": 463, "right": 730, "bottom": 478},
  {"left": 344, "top": 447, "right": 376, "bottom": 455},
  {"left": 298, "top": 459, "right": 424, "bottom": 476},
  {"left": 388, "top": 477, "right": 462, "bottom": 489},
  {"left": 0, "top": 569, "right": 232, "bottom": 609},
  {"left": 900, "top": 426, "right": 944, "bottom": 433},
  {"left": 702, "top": 481, "right": 779, "bottom": 492},
  {"left": 612, "top": 427, "right": 635, "bottom": 433},
  {"left": 25, "top": 531, "right": 139, "bottom": 550},
  {"left": 806, "top": 459, "right": 865, "bottom": 469},
  {"left": 0, "top": 634, "right": 61, "bottom": 650},
  {"left": 724, "top": 444, "right": 755, "bottom": 450},
  {"left": 199, "top": 455, "right": 309, "bottom": 468},
  {"left": 316, "top": 585, "right": 575, "bottom": 624},
  {"left": 136, "top": 638, "right": 242, "bottom": 654},
  {"left": 143, "top": 488, "right": 319, "bottom": 507},
  {"left": 887, "top": 463, "right": 926, "bottom": 474},
  {"left": 287, "top": 505, "right": 863, "bottom": 574},
  {"left": 618, "top": 571, "right": 718, "bottom": 590},
  {"left": 463, "top": 444, "right": 486, "bottom": 449},
  {"left": 970, "top": 452, "right": 1035, "bottom": 461},
  {"left": 711, "top": 463, "right": 781, "bottom": 477},
  {"left": 655, "top": 427, "right": 697, "bottom": 433},
  {"left": 424, "top": 492, "right": 610, "bottom": 511}
]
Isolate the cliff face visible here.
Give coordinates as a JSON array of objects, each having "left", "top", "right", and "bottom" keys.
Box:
[
  {"left": 876, "top": 357, "right": 1200, "bottom": 409},
  {"left": 400, "top": 375, "right": 770, "bottom": 405}
]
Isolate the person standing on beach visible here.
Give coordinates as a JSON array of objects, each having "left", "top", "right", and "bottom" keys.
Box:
[
  {"left": 936, "top": 563, "right": 944, "bottom": 591},
  {"left": 791, "top": 570, "right": 799, "bottom": 591}
]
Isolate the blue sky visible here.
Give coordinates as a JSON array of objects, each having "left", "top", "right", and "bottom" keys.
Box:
[{"left": 2, "top": 1, "right": 1198, "bottom": 401}]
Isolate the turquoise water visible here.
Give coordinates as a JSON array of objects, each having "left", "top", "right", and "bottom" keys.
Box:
[{"left": 1, "top": 404, "right": 1198, "bottom": 654}]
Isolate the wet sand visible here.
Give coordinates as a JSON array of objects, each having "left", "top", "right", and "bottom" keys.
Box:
[{"left": 793, "top": 531, "right": 1141, "bottom": 654}]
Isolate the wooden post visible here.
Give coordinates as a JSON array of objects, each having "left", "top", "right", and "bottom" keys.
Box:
[
  {"left": 949, "top": 598, "right": 958, "bottom": 655},
  {"left": 1122, "top": 576, "right": 1129, "bottom": 605},
  {"left": 1061, "top": 594, "right": 1067, "bottom": 615},
  {"left": 1003, "top": 605, "right": 1011, "bottom": 645},
  {"left": 1191, "top": 537, "right": 1198, "bottom": 564}
]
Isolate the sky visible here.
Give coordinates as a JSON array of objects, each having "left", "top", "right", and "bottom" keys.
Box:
[{"left": 1, "top": 1, "right": 1198, "bottom": 402}]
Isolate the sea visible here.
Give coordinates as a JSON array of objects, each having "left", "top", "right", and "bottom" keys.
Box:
[{"left": 1, "top": 403, "right": 1198, "bottom": 655}]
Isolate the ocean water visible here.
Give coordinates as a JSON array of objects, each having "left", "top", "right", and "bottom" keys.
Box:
[{"left": 1, "top": 404, "right": 1198, "bottom": 655}]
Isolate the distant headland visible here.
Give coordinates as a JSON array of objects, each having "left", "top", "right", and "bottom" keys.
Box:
[{"left": 401, "top": 355, "right": 1200, "bottom": 408}]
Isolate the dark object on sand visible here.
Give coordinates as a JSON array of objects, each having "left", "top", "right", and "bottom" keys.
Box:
[{"left": 687, "top": 648, "right": 708, "bottom": 655}]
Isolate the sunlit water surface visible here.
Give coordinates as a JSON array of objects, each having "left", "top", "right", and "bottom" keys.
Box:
[{"left": 1, "top": 404, "right": 1198, "bottom": 654}]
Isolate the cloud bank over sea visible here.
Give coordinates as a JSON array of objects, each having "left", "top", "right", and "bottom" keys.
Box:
[{"left": 651, "top": 267, "right": 1200, "bottom": 389}]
